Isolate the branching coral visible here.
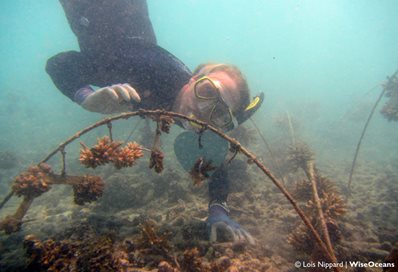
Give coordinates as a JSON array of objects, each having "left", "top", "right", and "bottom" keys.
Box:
[
  {"left": 149, "top": 150, "right": 164, "bottom": 173},
  {"left": 80, "top": 136, "right": 144, "bottom": 169},
  {"left": 180, "top": 248, "right": 210, "bottom": 272},
  {"left": 286, "top": 142, "right": 314, "bottom": 172},
  {"left": 23, "top": 234, "right": 124, "bottom": 272},
  {"left": 76, "top": 236, "right": 121, "bottom": 272},
  {"left": 73, "top": 175, "right": 105, "bottom": 205},
  {"left": 381, "top": 72, "right": 398, "bottom": 121},
  {"left": 146, "top": 114, "right": 168, "bottom": 174},
  {"left": 316, "top": 192, "right": 347, "bottom": 221},
  {"left": 24, "top": 234, "right": 78, "bottom": 271},
  {"left": 0, "top": 163, "right": 53, "bottom": 234},
  {"left": 137, "top": 220, "right": 171, "bottom": 256},
  {"left": 286, "top": 141, "right": 344, "bottom": 264},
  {"left": 381, "top": 95, "right": 398, "bottom": 121},
  {"left": 293, "top": 177, "right": 338, "bottom": 202},
  {"left": 159, "top": 115, "right": 175, "bottom": 134},
  {"left": 1, "top": 171, "right": 105, "bottom": 234},
  {"left": 289, "top": 175, "right": 347, "bottom": 257},
  {"left": 190, "top": 157, "right": 216, "bottom": 186},
  {"left": 80, "top": 136, "right": 122, "bottom": 168},
  {"left": 287, "top": 223, "right": 314, "bottom": 252},
  {"left": 112, "top": 142, "right": 144, "bottom": 169},
  {"left": 12, "top": 164, "right": 52, "bottom": 198},
  {"left": 23, "top": 226, "right": 274, "bottom": 272}
]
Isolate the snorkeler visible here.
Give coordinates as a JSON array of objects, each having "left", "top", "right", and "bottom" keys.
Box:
[{"left": 46, "top": 0, "right": 263, "bottom": 245}]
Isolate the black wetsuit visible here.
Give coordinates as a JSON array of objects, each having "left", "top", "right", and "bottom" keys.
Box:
[
  {"left": 46, "top": 0, "right": 192, "bottom": 110},
  {"left": 46, "top": 0, "right": 229, "bottom": 205}
]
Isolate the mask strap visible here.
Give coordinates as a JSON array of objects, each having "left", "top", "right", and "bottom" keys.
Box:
[{"left": 195, "top": 64, "right": 228, "bottom": 77}]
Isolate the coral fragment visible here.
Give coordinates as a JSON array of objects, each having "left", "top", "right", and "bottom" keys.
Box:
[
  {"left": 149, "top": 150, "right": 164, "bottom": 173},
  {"left": 159, "top": 115, "right": 175, "bottom": 134},
  {"left": 80, "top": 136, "right": 121, "bottom": 168},
  {"left": 112, "top": 142, "right": 144, "bottom": 169},
  {"left": 80, "top": 137, "right": 144, "bottom": 169},
  {"left": 286, "top": 142, "right": 314, "bottom": 171},
  {"left": 381, "top": 71, "right": 398, "bottom": 121},
  {"left": 73, "top": 175, "right": 105, "bottom": 205},
  {"left": 190, "top": 157, "right": 216, "bottom": 186},
  {"left": 12, "top": 164, "right": 53, "bottom": 198}
]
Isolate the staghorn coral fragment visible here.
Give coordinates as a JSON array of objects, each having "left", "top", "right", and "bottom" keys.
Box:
[
  {"left": 381, "top": 71, "right": 398, "bottom": 121},
  {"left": 80, "top": 137, "right": 145, "bottom": 169},
  {"left": 292, "top": 179, "right": 313, "bottom": 201},
  {"left": 139, "top": 220, "right": 170, "bottom": 249},
  {"left": 80, "top": 136, "right": 122, "bottom": 168},
  {"left": 318, "top": 192, "right": 347, "bottom": 220},
  {"left": 286, "top": 142, "right": 314, "bottom": 172},
  {"left": 73, "top": 175, "right": 105, "bottom": 205},
  {"left": 24, "top": 235, "right": 78, "bottom": 271},
  {"left": 12, "top": 164, "right": 53, "bottom": 198},
  {"left": 293, "top": 177, "right": 338, "bottom": 202},
  {"left": 180, "top": 247, "right": 211, "bottom": 272},
  {"left": 24, "top": 234, "right": 125, "bottom": 272},
  {"left": 289, "top": 170, "right": 346, "bottom": 260},
  {"left": 159, "top": 115, "right": 175, "bottom": 134},
  {"left": 112, "top": 142, "right": 144, "bottom": 169},
  {"left": 135, "top": 220, "right": 172, "bottom": 259},
  {"left": 381, "top": 95, "right": 398, "bottom": 121},
  {"left": 149, "top": 150, "right": 164, "bottom": 173},
  {"left": 149, "top": 114, "right": 175, "bottom": 134},
  {"left": 287, "top": 222, "right": 314, "bottom": 252},
  {"left": 190, "top": 157, "right": 216, "bottom": 187}
]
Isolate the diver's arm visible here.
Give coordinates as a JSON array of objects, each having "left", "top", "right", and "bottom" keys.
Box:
[
  {"left": 79, "top": 84, "right": 141, "bottom": 114},
  {"left": 46, "top": 51, "right": 92, "bottom": 102},
  {"left": 46, "top": 51, "right": 141, "bottom": 114}
]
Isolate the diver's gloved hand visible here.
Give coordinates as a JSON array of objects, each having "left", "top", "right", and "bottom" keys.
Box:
[
  {"left": 207, "top": 202, "right": 255, "bottom": 245},
  {"left": 77, "top": 84, "right": 141, "bottom": 114}
]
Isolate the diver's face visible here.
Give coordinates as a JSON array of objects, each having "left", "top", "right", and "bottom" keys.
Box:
[{"left": 173, "top": 68, "right": 240, "bottom": 130}]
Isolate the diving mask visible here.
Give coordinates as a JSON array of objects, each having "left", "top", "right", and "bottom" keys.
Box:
[
  {"left": 193, "top": 76, "right": 238, "bottom": 131},
  {"left": 181, "top": 64, "right": 265, "bottom": 132}
]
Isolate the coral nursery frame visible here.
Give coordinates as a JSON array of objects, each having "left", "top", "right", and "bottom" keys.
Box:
[{"left": 0, "top": 109, "right": 340, "bottom": 271}]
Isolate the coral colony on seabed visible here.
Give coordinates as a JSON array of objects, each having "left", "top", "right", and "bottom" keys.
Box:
[{"left": 0, "top": 70, "right": 397, "bottom": 272}]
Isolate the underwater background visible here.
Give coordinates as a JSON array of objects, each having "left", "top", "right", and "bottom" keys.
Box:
[
  {"left": 1, "top": 0, "right": 397, "bottom": 161},
  {"left": 0, "top": 0, "right": 397, "bottom": 271}
]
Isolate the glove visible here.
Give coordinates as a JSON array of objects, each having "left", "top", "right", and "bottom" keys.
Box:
[
  {"left": 207, "top": 203, "right": 255, "bottom": 245},
  {"left": 78, "top": 84, "right": 141, "bottom": 114}
]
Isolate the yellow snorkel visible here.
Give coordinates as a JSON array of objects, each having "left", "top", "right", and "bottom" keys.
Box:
[{"left": 236, "top": 92, "right": 264, "bottom": 125}]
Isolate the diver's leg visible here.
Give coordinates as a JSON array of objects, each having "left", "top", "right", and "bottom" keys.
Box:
[
  {"left": 59, "top": 0, "right": 157, "bottom": 53},
  {"left": 208, "top": 164, "right": 229, "bottom": 204},
  {"left": 207, "top": 164, "right": 255, "bottom": 244},
  {"left": 129, "top": 0, "right": 157, "bottom": 44}
]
